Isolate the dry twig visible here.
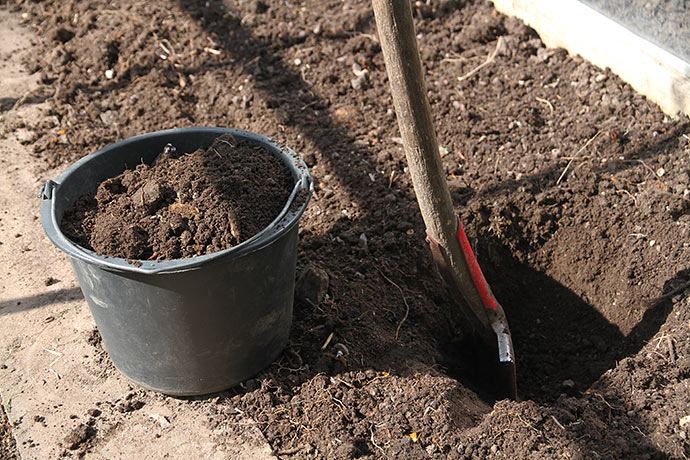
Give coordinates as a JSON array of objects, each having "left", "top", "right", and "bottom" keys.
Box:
[
  {"left": 457, "top": 37, "right": 503, "bottom": 82},
  {"left": 48, "top": 368, "right": 61, "bottom": 379},
  {"left": 557, "top": 131, "right": 602, "bottom": 185},
  {"left": 550, "top": 415, "right": 566, "bottom": 431},
  {"left": 321, "top": 331, "right": 334, "bottom": 350},
  {"left": 376, "top": 268, "right": 410, "bottom": 341},
  {"left": 370, "top": 426, "right": 387, "bottom": 457},
  {"left": 646, "top": 280, "right": 690, "bottom": 307},
  {"left": 615, "top": 189, "right": 637, "bottom": 206},
  {"left": 667, "top": 336, "right": 676, "bottom": 362},
  {"left": 277, "top": 445, "right": 305, "bottom": 455},
  {"left": 634, "top": 159, "right": 661, "bottom": 178},
  {"left": 535, "top": 96, "right": 554, "bottom": 114},
  {"left": 12, "top": 88, "right": 43, "bottom": 110},
  {"left": 441, "top": 53, "right": 469, "bottom": 63}
]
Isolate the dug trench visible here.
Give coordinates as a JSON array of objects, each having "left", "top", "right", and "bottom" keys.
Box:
[{"left": 3, "top": 0, "right": 690, "bottom": 458}]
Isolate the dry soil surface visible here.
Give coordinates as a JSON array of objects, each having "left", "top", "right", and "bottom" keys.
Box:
[{"left": 1, "top": 0, "right": 690, "bottom": 459}]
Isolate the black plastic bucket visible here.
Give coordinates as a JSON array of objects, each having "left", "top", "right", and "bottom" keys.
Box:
[{"left": 40, "top": 128, "right": 312, "bottom": 395}]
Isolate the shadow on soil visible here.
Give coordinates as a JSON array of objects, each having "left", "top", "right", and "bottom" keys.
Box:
[
  {"left": 0, "top": 93, "right": 51, "bottom": 113},
  {"left": 166, "top": 0, "right": 676, "bottom": 456},
  {"left": 622, "top": 266, "right": 690, "bottom": 356},
  {"left": 172, "top": 0, "right": 675, "bottom": 391},
  {"left": 0, "top": 287, "right": 83, "bottom": 316},
  {"left": 448, "top": 238, "right": 675, "bottom": 403}
]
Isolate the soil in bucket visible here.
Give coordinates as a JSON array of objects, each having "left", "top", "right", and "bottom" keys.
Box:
[{"left": 61, "top": 134, "right": 294, "bottom": 260}]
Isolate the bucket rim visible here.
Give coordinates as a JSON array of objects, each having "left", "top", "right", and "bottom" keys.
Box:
[{"left": 40, "top": 127, "right": 312, "bottom": 275}]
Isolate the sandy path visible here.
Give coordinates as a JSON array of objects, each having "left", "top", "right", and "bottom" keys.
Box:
[{"left": 0, "top": 8, "right": 275, "bottom": 459}]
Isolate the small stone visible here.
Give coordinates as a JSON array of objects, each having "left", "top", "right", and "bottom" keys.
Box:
[
  {"left": 149, "top": 414, "right": 172, "bottom": 429},
  {"left": 132, "top": 181, "right": 162, "bottom": 208},
  {"left": 304, "top": 152, "right": 317, "bottom": 167},
  {"left": 595, "top": 73, "right": 607, "bottom": 83},
  {"left": 295, "top": 266, "right": 329, "bottom": 305},
  {"left": 351, "top": 62, "right": 367, "bottom": 78},
  {"left": 490, "top": 445, "right": 499, "bottom": 454},
  {"left": 99, "top": 109, "right": 119, "bottom": 126},
  {"left": 680, "top": 415, "right": 690, "bottom": 427},
  {"left": 351, "top": 73, "right": 369, "bottom": 90},
  {"left": 333, "top": 343, "right": 349, "bottom": 358},
  {"left": 87, "top": 408, "right": 101, "bottom": 417},
  {"left": 338, "top": 229, "right": 359, "bottom": 245},
  {"left": 104, "top": 69, "right": 114, "bottom": 79},
  {"left": 141, "top": 181, "right": 162, "bottom": 205},
  {"left": 358, "top": 233, "right": 368, "bottom": 252},
  {"left": 561, "top": 379, "right": 575, "bottom": 389},
  {"left": 656, "top": 167, "right": 665, "bottom": 177},
  {"left": 536, "top": 46, "right": 555, "bottom": 62}
]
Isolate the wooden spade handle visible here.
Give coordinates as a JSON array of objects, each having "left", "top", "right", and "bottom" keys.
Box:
[{"left": 372, "top": 0, "right": 490, "bottom": 329}]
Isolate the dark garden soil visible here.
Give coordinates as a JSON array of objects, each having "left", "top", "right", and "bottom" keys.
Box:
[
  {"left": 5, "top": 0, "right": 690, "bottom": 458},
  {"left": 61, "top": 134, "right": 294, "bottom": 260}
]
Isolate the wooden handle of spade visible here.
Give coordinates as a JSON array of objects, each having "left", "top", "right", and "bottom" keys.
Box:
[{"left": 372, "top": 0, "right": 490, "bottom": 329}]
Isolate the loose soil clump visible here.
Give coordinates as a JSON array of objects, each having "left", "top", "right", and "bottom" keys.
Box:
[{"left": 61, "top": 134, "right": 293, "bottom": 260}]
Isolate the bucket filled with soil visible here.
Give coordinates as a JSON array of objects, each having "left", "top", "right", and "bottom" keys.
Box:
[{"left": 40, "top": 128, "right": 312, "bottom": 395}]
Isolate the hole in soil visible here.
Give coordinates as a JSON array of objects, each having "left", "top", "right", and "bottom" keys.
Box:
[{"left": 440, "top": 238, "right": 673, "bottom": 403}]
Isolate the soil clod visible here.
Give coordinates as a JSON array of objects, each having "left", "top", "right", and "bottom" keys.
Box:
[
  {"left": 63, "top": 423, "right": 95, "bottom": 450},
  {"left": 295, "top": 266, "right": 330, "bottom": 306}
]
